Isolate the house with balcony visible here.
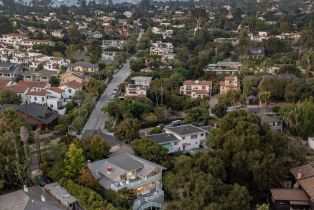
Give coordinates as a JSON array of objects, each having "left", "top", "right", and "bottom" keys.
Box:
[
  {"left": 219, "top": 76, "right": 241, "bottom": 94},
  {"left": 180, "top": 80, "right": 212, "bottom": 99},
  {"left": 150, "top": 41, "right": 175, "bottom": 61},
  {"left": 125, "top": 84, "right": 147, "bottom": 97},
  {"left": 205, "top": 61, "right": 242, "bottom": 75},
  {"left": 0, "top": 62, "right": 23, "bottom": 81},
  {"left": 88, "top": 154, "right": 165, "bottom": 210}
]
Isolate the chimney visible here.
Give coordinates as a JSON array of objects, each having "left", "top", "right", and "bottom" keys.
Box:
[
  {"left": 297, "top": 170, "right": 302, "bottom": 179},
  {"left": 106, "top": 167, "right": 112, "bottom": 174}
]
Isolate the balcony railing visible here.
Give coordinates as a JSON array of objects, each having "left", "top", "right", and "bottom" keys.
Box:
[
  {"left": 111, "top": 173, "right": 162, "bottom": 191},
  {"left": 133, "top": 190, "right": 164, "bottom": 210}
]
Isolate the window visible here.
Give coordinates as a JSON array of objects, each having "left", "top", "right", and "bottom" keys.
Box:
[
  {"left": 191, "top": 134, "right": 197, "bottom": 139},
  {"left": 42, "top": 97, "right": 44, "bottom": 101},
  {"left": 174, "top": 142, "right": 178, "bottom": 145},
  {"left": 50, "top": 104, "right": 53, "bottom": 108},
  {"left": 34, "top": 97, "right": 37, "bottom": 101},
  {"left": 68, "top": 89, "right": 72, "bottom": 93},
  {"left": 182, "top": 137, "right": 185, "bottom": 140},
  {"left": 201, "top": 133, "right": 204, "bottom": 136}
]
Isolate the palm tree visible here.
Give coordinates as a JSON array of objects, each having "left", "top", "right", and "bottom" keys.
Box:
[{"left": 259, "top": 91, "right": 271, "bottom": 107}]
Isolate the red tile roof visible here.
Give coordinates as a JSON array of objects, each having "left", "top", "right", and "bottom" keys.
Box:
[
  {"left": 48, "top": 87, "right": 64, "bottom": 94},
  {"left": 18, "top": 81, "right": 49, "bottom": 88},
  {"left": 62, "top": 81, "right": 83, "bottom": 89},
  {"left": 26, "top": 90, "right": 48, "bottom": 96},
  {"left": 183, "top": 80, "right": 212, "bottom": 86}
]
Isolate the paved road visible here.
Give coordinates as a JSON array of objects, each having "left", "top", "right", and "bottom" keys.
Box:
[
  {"left": 80, "top": 29, "right": 145, "bottom": 138},
  {"left": 81, "top": 60, "right": 131, "bottom": 134}
]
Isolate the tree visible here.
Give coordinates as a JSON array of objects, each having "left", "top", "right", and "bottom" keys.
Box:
[
  {"left": 64, "top": 143, "right": 85, "bottom": 179},
  {"left": 114, "top": 118, "right": 140, "bottom": 144},
  {"left": 49, "top": 76, "right": 60, "bottom": 86},
  {"left": 68, "top": 24, "right": 82, "bottom": 44},
  {"left": 132, "top": 139, "right": 168, "bottom": 164},
  {"left": 277, "top": 65, "right": 301, "bottom": 76},
  {"left": 0, "top": 91, "right": 21, "bottom": 105},
  {"left": 88, "top": 40, "right": 102, "bottom": 64},
  {"left": 184, "top": 106, "right": 210, "bottom": 126},
  {"left": 259, "top": 91, "right": 271, "bottom": 107},
  {"left": 208, "top": 110, "right": 287, "bottom": 192},
  {"left": 0, "top": 108, "right": 29, "bottom": 188},
  {"left": 83, "top": 135, "right": 110, "bottom": 161},
  {"left": 0, "top": 16, "right": 13, "bottom": 34}
]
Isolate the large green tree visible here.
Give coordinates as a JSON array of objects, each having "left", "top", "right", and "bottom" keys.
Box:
[
  {"left": 64, "top": 143, "right": 85, "bottom": 179},
  {"left": 131, "top": 139, "right": 167, "bottom": 164},
  {"left": 114, "top": 118, "right": 140, "bottom": 144},
  {"left": 208, "top": 110, "right": 287, "bottom": 193}
]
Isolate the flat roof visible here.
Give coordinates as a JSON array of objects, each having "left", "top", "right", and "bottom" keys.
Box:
[{"left": 148, "top": 133, "right": 179, "bottom": 144}]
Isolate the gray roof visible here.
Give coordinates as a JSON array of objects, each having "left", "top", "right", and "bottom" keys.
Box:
[
  {"left": 148, "top": 133, "right": 179, "bottom": 144},
  {"left": 69, "top": 61, "right": 98, "bottom": 68},
  {"left": 166, "top": 124, "right": 206, "bottom": 136},
  {"left": 44, "top": 182, "right": 77, "bottom": 206},
  {"left": 0, "top": 103, "right": 59, "bottom": 125},
  {"left": 0, "top": 186, "right": 65, "bottom": 210},
  {"left": 82, "top": 129, "right": 119, "bottom": 147},
  {"left": 107, "top": 154, "right": 144, "bottom": 171},
  {"left": 0, "top": 62, "right": 15, "bottom": 68},
  {"left": 257, "top": 113, "right": 281, "bottom": 124}
]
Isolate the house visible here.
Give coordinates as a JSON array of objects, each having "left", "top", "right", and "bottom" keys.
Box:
[
  {"left": 102, "top": 40, "right": 125, "bottom": 50},
  {"left": 101, "top": 51, "right": 116, "bottom": 63},
  {"left": 257, "top": 112, "right": 283, "bottom": 133},
  {"left": 0, "top": 62, "right": 23, "bottom": 80},
  {"left": 249, "top": 32, "right": 269, "bottom": 42},
  {"left": 0, "top": 103, "right": 59, "bottom": 129},
  {"left": 18, "top": 81, "right": 50, "bottom": 91},
  {"left": 214, "top": 38, "right": 239, "bottom": 46},
  {"left": 269, "top": 164, "right": 314, "bottom": 210},
  {"left": 205, "top": 61, "right": 242, "bottom": 74},
  {"left": 250, "top": 47, "right": 265, "bottom": 59},
  {"left": 43, "top": 57, "right": 70, "bottom": 72},
  {"left": 51, "top": 30, "right": 64, "bottom": 39},
  {"left": 26, "top": 90, "right": 49, "bottom": 105},
  {"left": 148, "top": 133, "right": 180, "bottom": 153},
  {"left": 149, "top": 124, "right": 208, "bottom": 153},
  {"left": 123, "top": 11, "right": 133, "bottom": 18},
  {"left": 60, "top": 81, "right": 83, "bottom": 99},
  {"left": 276, "top": 33, "right": 301, "bottom": 40},
  {"left": 125, "top": 84, "right": 147, "bottom": 97},
  {"left": 1, "top": 84, "right": 29, "bottom": 104},
  {"left": 22, "top": 70, "right": 56, "bottom": 82},
  {"left": 150, "top": 41, "right": 175, "bottom": 61},
  {"left": 0, "top": 184, "right": 77, "bottom": 210},
  {"left": 60, "top": 71, "right": 87, "bottom": 84},
  {"left": 131, "top": 76, "right": 152, "bottom": 87},
  {"left": 68, "top": 61, "right": 99, "bottom": 73},
  {"left": 219, "top": 76, "right": 241, "bottom": 94},
  {"left": 88, "top": 154, "right": 165, "bottom": 210},
  {"left": 180, "top": 80, "right": 212, "bottom": 99},
  {"left": 0, "top": 33, "right": 29, "bottom": 47}
]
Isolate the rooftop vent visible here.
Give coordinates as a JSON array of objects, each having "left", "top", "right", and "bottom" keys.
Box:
[{"left": 106, "top": 167, "right": 112, "bottom": 174}]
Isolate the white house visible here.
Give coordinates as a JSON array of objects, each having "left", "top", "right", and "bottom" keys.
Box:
[
  {"left": 59, "top": 81, "right": 83, "bottom": 99},
  {"left": 149, "top": 124, "right": 209, "bottom": 153},
  {"left": 131, "top": 76, "right": 152, "bottom": 87}
]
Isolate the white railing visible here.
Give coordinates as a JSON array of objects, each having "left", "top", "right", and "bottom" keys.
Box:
[{"left": 111, "top": 173, "right": 162, "bottom": 191}]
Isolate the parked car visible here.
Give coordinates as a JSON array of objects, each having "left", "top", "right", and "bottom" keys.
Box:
[{"left": 170, "top": 120, "right": 182, "bottom": 127}]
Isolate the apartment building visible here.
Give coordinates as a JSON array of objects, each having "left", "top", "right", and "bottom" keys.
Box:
[{"left": 205, "top": 61, "right": 242, "bottom": 75}]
